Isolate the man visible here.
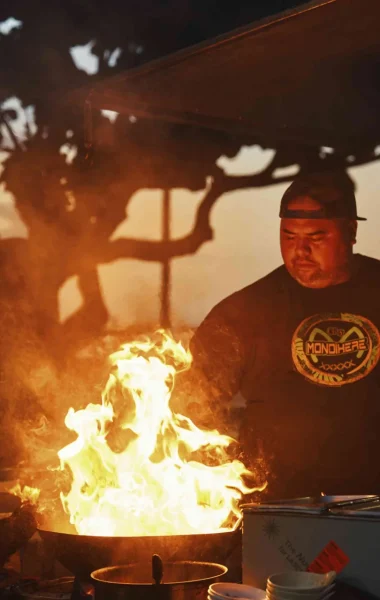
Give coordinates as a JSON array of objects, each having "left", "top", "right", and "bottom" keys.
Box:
[{"left": 181, "top": 170, "right": 380, "bottom": 498}]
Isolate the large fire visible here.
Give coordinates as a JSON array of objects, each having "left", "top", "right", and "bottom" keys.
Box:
[{"left": 35, "top": 331, "right": 264, "bottom": 536}]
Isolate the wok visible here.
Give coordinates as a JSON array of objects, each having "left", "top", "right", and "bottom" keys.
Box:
[{"left": 38, "top": 525, "right": 242, "bottom": 581}]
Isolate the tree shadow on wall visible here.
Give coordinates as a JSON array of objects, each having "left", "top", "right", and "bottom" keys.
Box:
[
  {"left": 1, "top": 125, "right": 375, "bottom": 466},
  {"left": 0, "top": 119, "right": 339, "bottom": 363}
]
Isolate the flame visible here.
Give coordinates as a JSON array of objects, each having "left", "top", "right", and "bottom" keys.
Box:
[
  {"left": 9, "top": 483, "right": 40, "bottom": 505},
  {"left": 58, "top": 331, "right": 264, "bottom": 536}
]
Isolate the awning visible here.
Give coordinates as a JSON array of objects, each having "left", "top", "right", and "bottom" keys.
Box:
[{"left": 87, "top": 0, "right": 380, "bottom": 151}]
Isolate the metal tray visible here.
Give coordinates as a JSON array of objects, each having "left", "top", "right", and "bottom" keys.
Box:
[{"left": 242, "top": 495, "right": 380, "bottom": 516}]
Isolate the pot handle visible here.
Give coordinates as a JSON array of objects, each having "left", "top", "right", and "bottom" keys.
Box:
[{"left": 152, "top": 554, "right": 164, "bottom": 585}]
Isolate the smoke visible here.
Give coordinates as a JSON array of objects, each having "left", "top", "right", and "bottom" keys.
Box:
[{"left": 0, "top": 321, "right": 110, "bottom": 474}]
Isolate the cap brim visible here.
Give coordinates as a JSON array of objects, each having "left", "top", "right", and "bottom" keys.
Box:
[{"left": 357, "top": 216, "right": 367, "bottom": 221}]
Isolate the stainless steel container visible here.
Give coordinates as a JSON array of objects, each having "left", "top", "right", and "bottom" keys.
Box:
[{"left": 242, "top": 495, "right": 380, "bottom": 598}]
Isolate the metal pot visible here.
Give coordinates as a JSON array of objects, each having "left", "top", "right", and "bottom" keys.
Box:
[
  {"left": 91, "top": 560, "right": 227, "bottom": 600},
  {"left": 38, "top": 526, "right": 241, "bottom": 580}
]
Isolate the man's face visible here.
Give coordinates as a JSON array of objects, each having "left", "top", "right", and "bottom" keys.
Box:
[{"left": 280, "top": 196, "right": 357, "bottom": 288}]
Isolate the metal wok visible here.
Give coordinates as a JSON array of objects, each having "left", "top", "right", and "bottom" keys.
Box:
[{"left": 38, "top": 525, "right": 242, "bottom": 580}]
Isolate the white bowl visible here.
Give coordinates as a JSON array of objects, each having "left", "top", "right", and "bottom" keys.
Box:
[
  {"left": 208, "top": 583, "right": 266, "bottom": 600},
  {"left": 266, "top": 583, "right": 335, "bottom": 596},
  {"left": 266, "top": 590, "right": 335, "bottom": 600},
  {"left": 209, "top": 593, "right": 243, "bottom": 600},
  {"left": 208, "top": 594, "right": 262, "bottom": 600},
  {"left": 267, "top": 572, "right": 336, "bottom": 592},
  {"left": 208, "top": 595, "right": 263, "bottom": 600}
]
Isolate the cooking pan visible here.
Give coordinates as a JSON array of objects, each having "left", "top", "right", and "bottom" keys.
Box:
[{"left": 38, "top": 524, "right": 242, "bottom": 581}]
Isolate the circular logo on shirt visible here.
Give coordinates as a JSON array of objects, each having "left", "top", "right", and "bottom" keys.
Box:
[{"left": 292, "top": 313, "right": 380, "bottom": 386}]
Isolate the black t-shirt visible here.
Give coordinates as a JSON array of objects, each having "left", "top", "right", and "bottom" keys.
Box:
[{"left": 188, "top": 254, "right": 380, "bottom": 498}]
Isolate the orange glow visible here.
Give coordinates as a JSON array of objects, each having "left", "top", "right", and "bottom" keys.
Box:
[{"left": 58, "top": 331, "right": 265, "bottom": 536}]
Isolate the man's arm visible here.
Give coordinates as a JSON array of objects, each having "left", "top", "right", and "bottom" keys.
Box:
[{"left": 173, "top": 299, "right": 249, "bottom": 434}]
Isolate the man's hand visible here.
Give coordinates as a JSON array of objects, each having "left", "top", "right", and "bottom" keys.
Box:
[{"left": 0, "top": 502, "right": 37, "bottom": 567}]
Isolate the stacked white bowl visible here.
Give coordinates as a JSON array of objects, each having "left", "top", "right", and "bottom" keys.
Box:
[
  {"left": 266, "top": 571, "right": 336, "bottom": 600},
  {"left": 208, "top": 582, "right": 266, "bottom": 600}
]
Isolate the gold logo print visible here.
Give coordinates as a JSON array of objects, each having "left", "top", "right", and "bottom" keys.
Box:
[
  {"left": 292, "top": 313, "right": 380, "bottom": 386},
  {"left": 306, "top": 325, "right": 367, "bottom": 363}
]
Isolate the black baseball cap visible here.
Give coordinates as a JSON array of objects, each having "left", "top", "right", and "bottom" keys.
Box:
[{"left": 279, "top": 170, "right": 366, "bottom": 221}]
